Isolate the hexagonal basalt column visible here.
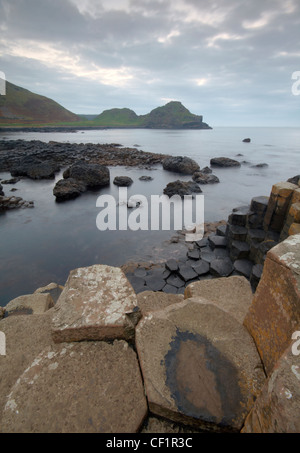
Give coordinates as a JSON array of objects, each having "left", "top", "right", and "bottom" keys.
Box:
[
  {"left": 136, "top": 298, "right": 266, "bottom": 432},
  {"left": 51, "top": 265, "right": 138, "bottom": 343}
]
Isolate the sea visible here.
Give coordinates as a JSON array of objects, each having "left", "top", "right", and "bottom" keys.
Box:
[{"left": 0, "top": 126, "right": 299, "bottom": 306}]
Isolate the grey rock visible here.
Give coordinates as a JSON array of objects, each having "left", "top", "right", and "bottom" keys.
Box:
[{"left": 162, "top": 156, "right": 200, "bottom": 175}]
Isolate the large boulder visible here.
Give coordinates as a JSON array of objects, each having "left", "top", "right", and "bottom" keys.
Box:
[
  {"left": 210, "top": 157, "right": 241, "bottom": 168},
  {"left": 53, "top": 178, "right": 87, "bottom": 201},
  {"left": 51, "top": 265, "right": 138, "bottom": 343},
  {"left": 1, "top": 340, "right": 147, "bottom": 433},
  {"left": 63, "top": 162, "right": 110, "bottom": 189},
  {"left": 4, "top": 293, "right": 54, "bottom": 317},
  {"left": 163, "top": 180, "right": 202, "bottom": 198},
  {"left": 162, "top": 156, "right": 200, "bottom": 175},
  {"left": 136, "top": 298, "right": 265, "bottom": 432}
]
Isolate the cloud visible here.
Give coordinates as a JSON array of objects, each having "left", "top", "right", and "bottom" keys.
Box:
[{"left": 0, "top": 0, "right": 299, "bottom": 125}]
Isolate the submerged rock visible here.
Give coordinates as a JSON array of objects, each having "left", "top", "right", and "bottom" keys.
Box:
[
  {"left": 113, "top": 176, "right": 133, "bottom": 187},
  {"left": 210, "top": 157, "right": 241, "bottom": 168}
]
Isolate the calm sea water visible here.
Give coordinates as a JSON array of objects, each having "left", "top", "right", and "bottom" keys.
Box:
[{"left": 0, "top": 127, "right": 299, "bottom": 306}]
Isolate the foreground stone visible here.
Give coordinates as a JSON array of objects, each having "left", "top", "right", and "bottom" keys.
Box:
[
  {"left": 137, "top": 291, "right": 184, "bottom": 316},
  {"left": 244, "top": 234, "right": 300, "bottom": 375},
  {"left": 51, "top": 265, "right": 138, "bottom": 343},
  {"left": 136, "top": 298, "right": 265, "bottom": 432},
  {"left": 242, "top": 341, "right": 300, "bottom": 433},
  {"left": 4, "top": 293, "right": 54, "bottom": 317},
  {"left": 1, "top": 340, "right": 147, "bottom": 433},
  {"left": 34, "top": 282, "right": 64, "bottom": 304},
  {"left": 0, "top": 312, "right": 54, "bottom": 425},
  {"left": 184, "top": 276, "right": 253, "bottom": 324}
]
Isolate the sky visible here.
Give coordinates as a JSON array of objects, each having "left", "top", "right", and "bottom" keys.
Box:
[{"left": 0, "top": 0, "right": 300, "bottom": 126}]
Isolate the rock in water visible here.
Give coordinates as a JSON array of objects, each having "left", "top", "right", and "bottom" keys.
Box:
[
  {"left": 210, "top": 157, "right": 241, "bottom": 168},
  {"left": 63, "top": 162, "right": 110, "bottom": 188},
  {"left": 162, "top": 156, "right": 200, "bottom": 175},
  {"left": 163, "top": 180, "right": 202, "bottom": 198},
  {"left": 53, "top": 178, "right": 87, "bottom": 201},
  {"left": 113, "top": 176, "right": 133, "bottom": 187}
]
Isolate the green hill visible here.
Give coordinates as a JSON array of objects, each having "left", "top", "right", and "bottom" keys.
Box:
[
  {"left": 95, "top": 108, "right": 141, "bottom": 127},
  {"left": 94, "top": 101, "right": 211, "bottom": 129},
  {"left": 0, "top": 81, "right": 80, "bottom": 124}
]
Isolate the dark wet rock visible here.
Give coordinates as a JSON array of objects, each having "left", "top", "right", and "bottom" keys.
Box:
[
  {"left": 139, "top": 176, "right": 153, "bottom": 181},
  {"left": 113, "top": 176, "right": 133, "bottom": 187},
  {"left": 187, "top": 249, "right": 201, "bottom": 260},
  {"left": 165, "top": 259, "right": 179, "bottom": 272},
  {"left": 144, "top": 275, "right": 166, "bottom": 291},
  {"left": 134, "top": 268, "right": 147, "bottom": 278},
  {"left": 63, "top": 162, "right": 110, "bottom": 189},
  {"left": 250, "top": 264, "right": 264, "bottom": 290},
  {"left": 210, "top": 258, "right": 234, "bottom": 277},
  {"left": 243, "top": 138, "right": 251, "bottom": 143},
  {"left": 178, "top": 264, "right": 198, "bottom": 282},
  {"left": 0, "top": 195, "right": 34, "bottom": 211},
  {"left": 287, "top": 175, "right": 300, "bottom": 185},
  {"left": 227, "top": 224, "right": 248, "bottom": 242},
  {"left": 166, "top": 274, "right": 185, "bottom": 289},
  {"left": 1, "top": 178, "right": 20, "bottom": 184},
  {"left": 0, "top": 183, "right": 3, "bottom": 196},
  {"left": 230, "top": 241, "right": 250, "bottom": 261},
  {"left": 210, "top": 157, "right": 241, "bottom": 168},
  {"left": 191, "top": 260, "right": 210, "bottom": 276},
  {"left": 162, "top": 156, "right": 200, "bottom": 175},
  {"left": 192, "top": 172, "right": 220, "bottom": 184},
  {"left": 162, "top": 284, "right": 179, "bottom": 294},
  {"left": 53, "top": 178, "right": 87, "bottom": 201},
  {"left": 233, "top": 259, "right": 253, "bottom": 278},
  {"left": 163, "top": 180, "right": 202, "bottom": 198},
  {"left": 228, "top": 207, "right": 251, "bottom": 227},
  {"left": 208, "top": 234, "right": 227, "bottom": 249},
  {"left": 250, "top": 163, "right": 268, "bottom": 168},
  {"left": 200, "top": 248, "right": 215, "bottom": 263},
  {"left": 216, "top": 224, "right": 227, "bottom": 237},
  {"left": 127, "top": 275, "right": 147, "bottom": 293},
  {"left": 246, "top": 229, "right": 266, "bottom": 244},
  {"left": 200, "top": 166, "right": 212, "bottom": 174},
  {"left": 195, "top": 237, "right": 209, "bottom": 248},
  {"left": 11, "top": 156, "right": 60, "bottom": 180},
  {"left": 213, "top": 248, "right": 230, "bottom": 259}
]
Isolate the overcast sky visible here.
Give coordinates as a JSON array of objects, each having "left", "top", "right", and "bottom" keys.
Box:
[{"left": 0, "top": 0, "right": 299, "bottom": 126}]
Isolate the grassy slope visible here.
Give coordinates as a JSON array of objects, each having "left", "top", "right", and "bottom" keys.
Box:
[{"left": 0, "top": 81, "right": 80, "bottom": 124}]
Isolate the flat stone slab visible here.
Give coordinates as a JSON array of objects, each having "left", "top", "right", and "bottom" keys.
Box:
[
  {"left": 210, "top": 257, "right": 234, "bottom": 277},
  {"left": 137, "top": 291, "right": 184, "bottom": 316},
  {"left": 0, "top": 312, "right": 54, "bottom": 423},
  {"left": 136, "top": 299, "right": 265, "bottom": 432},
  {"left": 5, "top": 293, "right": 54, "bottom": 316},
  {"left": 184, "top": 276, "right": 253, "bottom": 324},
  {"left": 1, "top": 340, "right": 147, "bottom": 433},
  {"left": 51, "top": 265, "right": 138, "bottom": 343}
]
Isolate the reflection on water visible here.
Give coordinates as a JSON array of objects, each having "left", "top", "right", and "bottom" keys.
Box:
[{"left": 0, "top": 127, "right": 299, "bottom": 305}]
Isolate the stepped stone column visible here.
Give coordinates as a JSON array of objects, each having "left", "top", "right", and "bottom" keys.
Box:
[
  {"left": 263, "top": 182, "right": 298, "bottom": 233},
  {"left": 280, "top": 202, "right": 300, "bottom": 241},
  {"left": 244, "top": 234, "right": 300, "bottom": 375}
]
